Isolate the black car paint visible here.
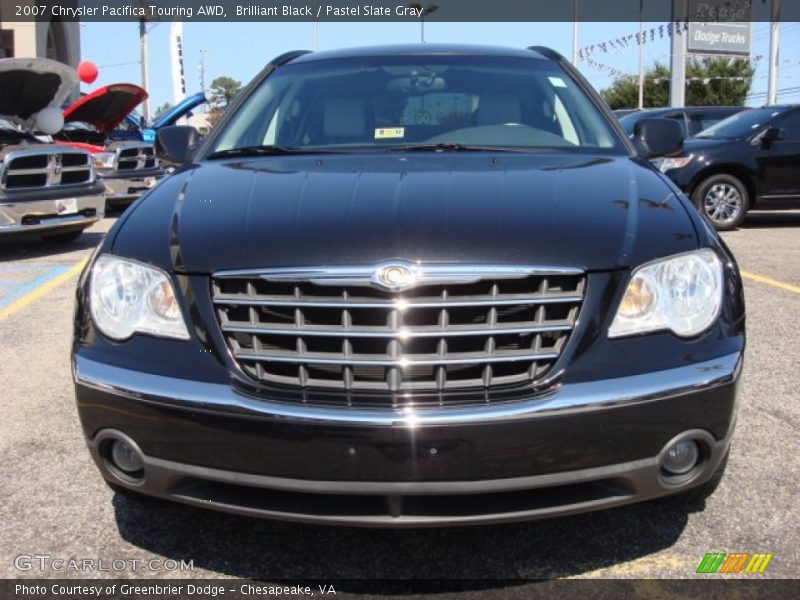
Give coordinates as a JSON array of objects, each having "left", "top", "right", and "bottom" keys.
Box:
[
  {"left": 73, "top": 45, "right": 745, "bottom": 525},
  {"left": 108, "top": 154, "right": 700, "bottom": 274},
  {"left": 663, "top": 106, "right": 800, "bottom": 207},
  {"left": 618, "top": 106, "right": 745, "bottom": 138}
]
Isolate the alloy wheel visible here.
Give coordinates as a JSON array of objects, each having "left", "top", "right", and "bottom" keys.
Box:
[{"left": 703, "top": 183, "right": 742, "bottom": 226}]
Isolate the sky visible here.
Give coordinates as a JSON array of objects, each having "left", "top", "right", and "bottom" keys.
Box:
[{"left": 79, "top": 20, "right": 800, "bottom": 114}]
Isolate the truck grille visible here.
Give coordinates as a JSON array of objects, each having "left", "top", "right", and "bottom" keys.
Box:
[
  {"left": 0, "top": 148, "right": 92, "bottom": 190},
  {"left": 212, "top": 265, "right": 585, "bottom": 398},
  {"left": 115, "top": 144, "right": 157, "bottom": 171}
]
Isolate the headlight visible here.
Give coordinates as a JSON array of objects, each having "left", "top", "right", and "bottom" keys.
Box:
[
  {"left": 92, "top": 151, "right": 115, "bottom": 170},
  {"left": 609, "top": 249, "right": 723, "bottom": 338},
  {"left": 89, "top": 255, "right": 190, "bottom": 341},
  {"left": 651, "top": 155, "right": 693, "bottom": 173}
]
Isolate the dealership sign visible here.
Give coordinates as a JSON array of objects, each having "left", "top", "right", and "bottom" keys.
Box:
[{"left": 688, "top": 21, "right": 752, "bottom": 55}]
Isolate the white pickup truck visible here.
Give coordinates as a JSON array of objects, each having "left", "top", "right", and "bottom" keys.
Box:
[{"left": 0, "top": 58, "right": 104, "bottom": 242}]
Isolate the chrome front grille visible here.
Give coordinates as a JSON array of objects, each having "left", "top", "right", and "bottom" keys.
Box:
[
  {"left": 213, "top": 264, "right": 585, "bottom": 399},
  {"left": 0, "top": 148, "right": 93, "bottom": 190},
  {"left": 115, "top": 144, "right": 157, "bottom": 171}
]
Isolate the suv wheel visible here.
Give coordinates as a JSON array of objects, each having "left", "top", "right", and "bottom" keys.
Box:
[{"left": 692, "top": 174, "right": 749, "bottom": 231}]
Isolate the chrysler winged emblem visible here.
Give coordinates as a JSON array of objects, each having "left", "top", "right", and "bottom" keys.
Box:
[{"left": 372, "top": 262, "right": 417, "bottom": 291}]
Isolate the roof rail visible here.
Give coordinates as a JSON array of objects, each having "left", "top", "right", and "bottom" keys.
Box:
[
  {"left": 527, "top": 46, "right": 565, "bottom": 63},
  {"left": 271, "top": 50, "right": 312, "bottom": 67}
]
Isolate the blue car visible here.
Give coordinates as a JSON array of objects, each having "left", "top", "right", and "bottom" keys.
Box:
[{"left": 109, "top": 92, "right": 207, "bottom": 144}]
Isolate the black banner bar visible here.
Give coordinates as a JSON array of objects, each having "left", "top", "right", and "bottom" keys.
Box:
[
  {"left": 3, "top": 579, "right": 800, "bottom": 600},
  {"left": 1, "top": 0, "right": 800, "bottom": 23}
]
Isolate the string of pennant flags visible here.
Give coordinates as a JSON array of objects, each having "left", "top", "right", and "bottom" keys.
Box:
[
  {"left": 585, "top": 53, "right": 800, "bottom": 82},
  {"left": 580, "top": 21, "right": 800, "bottom": 81},
  {"left": 577, "top": 23, "right": 800, "bottom": 64},
  {"left": 578, "top": 21, "right": 691, "bottom": 62}
]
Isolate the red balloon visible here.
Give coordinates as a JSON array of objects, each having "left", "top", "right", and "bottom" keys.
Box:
[{"left": 77, "top": 61, "right": 98, "bottom": 84}]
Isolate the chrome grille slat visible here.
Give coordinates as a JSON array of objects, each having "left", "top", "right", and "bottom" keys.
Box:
[
  {"left": 0, "top": 147, "right": 93, "bottom": 191},
  {"left": 212, "top": 292, "right": 583, "bottom": 308},
  {"left": 4, "top": 165, "right": 89, "bottom": 175},
  {"left": 234, "top": 350, "right": 560, "bottom": 366},
  {"left": 220, "top": 322, "right": 573, "bottom": 337},
  {"left": 212, "top": 265, "right": 585, "bottom": 402},
  {"left": 113, "top": 144, "right": 158, "bottom": 172}
]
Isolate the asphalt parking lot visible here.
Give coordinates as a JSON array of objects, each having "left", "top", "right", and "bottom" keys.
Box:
[{"left": 1, "top": 211, "right": 798, "bottom": 585}]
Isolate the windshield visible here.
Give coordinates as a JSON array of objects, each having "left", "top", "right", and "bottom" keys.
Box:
[
  {"left": 695, "top": 108, "right": 784, "bottom": 139},
  {"left": 210, "top": 55, "right": 623, "bottom": 155}
]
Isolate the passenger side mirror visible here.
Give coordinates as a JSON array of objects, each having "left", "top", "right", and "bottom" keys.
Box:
[
  {"left": 156, "top": 125, "right": 200, "bottom": 167},
  {"left": 761, "top": 127, "right": 784, "bottom": 146},
  {"left": 633, "top": 118, "right": 684, "bottom": 158}
]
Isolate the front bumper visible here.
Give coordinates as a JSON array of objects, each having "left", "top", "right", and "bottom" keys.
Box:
[
  {"left": 98, "top": 168, "right": 165, "bottom": 205},
  {"left": 74, "top": 351, "right": 742, "bottom": 526},
  {"left": 0, "top": 193, "right": 105, "bottom": 235}
]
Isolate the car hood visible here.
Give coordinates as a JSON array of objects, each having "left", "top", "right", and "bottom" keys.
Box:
[
  {"left": 0, "top": 58, "right": 78, "bottom": 131},
  {"left": 150, "top": 92, "right": 207, "bottom": 129},
  {"left": 681, "top": 137, "right": 738, "bottom": 154},
  {"left": 63, "top": 84, "right": 148, "bottom": 133},
  {"left": 112, "top": 153, "right": 700, "bottom": 274}
]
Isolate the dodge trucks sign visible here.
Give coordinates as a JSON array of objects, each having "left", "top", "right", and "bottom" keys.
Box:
[{"left": 687, "top": 21, "right": 752, "bottom": 55}]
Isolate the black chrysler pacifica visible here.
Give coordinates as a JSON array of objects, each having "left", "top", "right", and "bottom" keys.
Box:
[{"left": 72, "top": 45, "right": 745, "bottom": 526}]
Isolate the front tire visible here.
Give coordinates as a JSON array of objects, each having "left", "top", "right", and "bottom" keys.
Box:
[{"left": 692, "top": 174, "right": 749, "bottom": 231}]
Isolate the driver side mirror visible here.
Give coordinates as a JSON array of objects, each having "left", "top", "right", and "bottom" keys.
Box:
[
  {"left": 156, "top": 125, "right": 200, "bottom": 167},
  {"left": 761, "top": 127, "right": 784, "bottom": 146},
  {"left": 633, "top": 118, "right": 684, "bottom": 158}
]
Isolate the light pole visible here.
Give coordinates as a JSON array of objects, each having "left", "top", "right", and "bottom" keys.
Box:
[
  {"left": 410, "top": 3, "right": 439, "bottom": 43},
  {"left": 572, "top": 0, "right": 578, "bottom": 64},
  {"left": 669, "top": 0, "right": 687, "bottom": 108},
  {"left": 199, "top": 49, "right": 210, "bottom": 113},
  {"left": 133, "top": 0, "right": 151, "bottom": 120},
  {"left": 638, "top": 0, "right": 644, "bottom": 109},
  {"left": 767, "top": 0, "right": 780, "bottom": 105},
  {"left": 312, "top": 2, "right": 319, "bottom": 50}
]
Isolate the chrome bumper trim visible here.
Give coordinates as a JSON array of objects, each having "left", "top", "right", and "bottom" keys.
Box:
[
  {"left": 73, "top": 351, "right": 742, "bottom": 426},
  {"left": 0, "top": 194, "right": 105, "bottom": 233},
  {"left": 98, "top": 169, "right": 164, "bottom": 199}
]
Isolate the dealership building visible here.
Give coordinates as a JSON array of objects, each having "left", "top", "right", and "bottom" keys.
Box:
[{"left": 0, "top": 4, "right": 80, "bottom": 66}]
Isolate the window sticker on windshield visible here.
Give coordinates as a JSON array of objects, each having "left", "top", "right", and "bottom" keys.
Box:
[
  {"left": 375, "top": 127, "right": 405, "bottom": 139},
  {"left": 548, "top": 76, "right": 567, "bottom": 88}
]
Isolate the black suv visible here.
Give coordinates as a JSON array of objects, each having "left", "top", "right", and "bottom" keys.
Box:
[
  {"left": 655, "top": 105, "right": 800, "bottom": 230},
  {"left": 73, "top": 45, "right": 744, "bottom": 526},
  {"left": 618, "top": 106, "right": 745, "bottom": 139}
]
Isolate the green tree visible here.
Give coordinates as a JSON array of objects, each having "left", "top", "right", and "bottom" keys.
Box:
[
  {"left": 153, "top": 102, "right": 172, "bottom": 118},
  {"left": 601, "top": 57, "right": 754, "bottom": 109},
  {"left": 602, "top": 63, "right": 670, "bottom": 109},
  {"left": 209, "top": 76, "right": 242, "bottom": 109},
  {"left": 685, "top": 57, "right": 754, "bottom": 106}
]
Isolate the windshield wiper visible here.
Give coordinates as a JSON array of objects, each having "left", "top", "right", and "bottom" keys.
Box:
[
  {"left": 206, "top": 145, "right": 341, "bottom": 159},
  {"left": 386, "top": 142, "right": 530, "bottom": 153}
]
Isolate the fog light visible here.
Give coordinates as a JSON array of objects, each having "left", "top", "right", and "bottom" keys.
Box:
[
  {"left": 662, "top": 440, "right": 699, "bottom": 475},
  {"left": 110, "top": 439, "right": 144, "bottom": 475}
]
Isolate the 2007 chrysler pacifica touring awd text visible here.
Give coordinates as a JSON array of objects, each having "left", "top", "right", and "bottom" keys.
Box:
[{"left": 72, "top": 45, "right": 745, "bottom": 526}]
